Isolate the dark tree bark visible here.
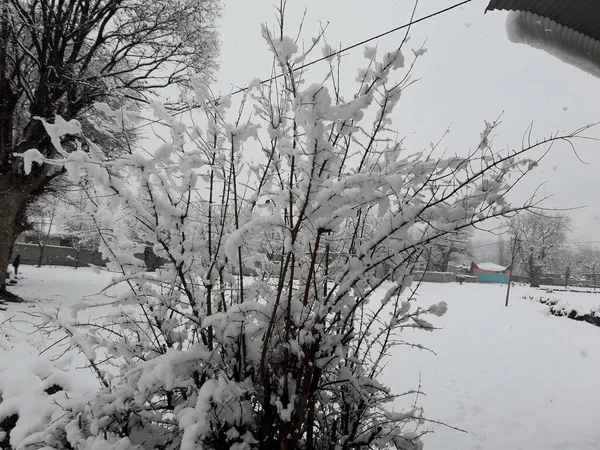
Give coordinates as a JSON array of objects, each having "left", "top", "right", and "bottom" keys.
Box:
[
  {"left": 0, "top": 189, "right": 30, "bottom": 299},
  {"left": 37, "top": 245, "right": 44, "bottom": 267}
]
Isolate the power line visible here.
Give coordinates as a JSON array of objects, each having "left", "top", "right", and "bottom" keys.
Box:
[
  {"left": 131, "top": 0, "right": 473, "bottom": 132},
  {"left": 226, "top": 0, "right": 473, "bottom": 98}
]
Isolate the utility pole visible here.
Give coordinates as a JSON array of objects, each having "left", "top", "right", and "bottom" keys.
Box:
[{"left": 505, "top": 236, "right": 519, "bottom": 307}]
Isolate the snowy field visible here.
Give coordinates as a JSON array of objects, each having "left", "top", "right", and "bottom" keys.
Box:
[
  {"left": 382, "top": 282, "right": 600, "bottom": 449},
  {"left": 2, "top": 266, "right": 600, "bottom": 450}
]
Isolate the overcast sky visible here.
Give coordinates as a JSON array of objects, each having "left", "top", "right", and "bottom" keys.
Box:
[{"left": 213, "top": 0, "right": 600, "bottom": 242}]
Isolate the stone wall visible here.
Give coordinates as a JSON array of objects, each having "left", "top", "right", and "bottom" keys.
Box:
[
  {"left": 14, "top": 243, "right": 107, "bottom": 268},
  {"left": 415, "top": 271, "right": 456, "bottom": 283}
]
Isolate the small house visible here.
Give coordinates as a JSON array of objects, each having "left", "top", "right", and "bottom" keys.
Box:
[{"left": 470, "top": 262, "right": 511, "bottom": 284}]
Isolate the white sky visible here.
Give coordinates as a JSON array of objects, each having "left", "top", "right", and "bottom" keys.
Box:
[{"left": 213, "top": 0, "right": 600, "bottom": 242}]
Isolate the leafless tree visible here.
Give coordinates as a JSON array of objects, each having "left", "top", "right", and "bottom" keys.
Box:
[
  {"left": 507, "top": 211, "right": 571, "bottom": 286},
  {"left": 0, "top": 0, "right": 220, "bottom": 298},
  {"left": 27, "top": 194, "right": 60, "bottom": 266},
  {"left": 425, "top": 228, "right": 474, "bottom": 272}
]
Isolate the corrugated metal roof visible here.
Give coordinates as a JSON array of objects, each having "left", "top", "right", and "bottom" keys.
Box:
[
  {"left": 487, "top": 2, "right": 600, "bottom": 76},
  {"left": 487, "top": 0, "right": 600, "bottom": 43}
]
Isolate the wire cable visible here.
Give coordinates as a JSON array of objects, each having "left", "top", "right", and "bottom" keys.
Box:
[{"left": 131, "top": 0, "right": 473, "bottom": 131}]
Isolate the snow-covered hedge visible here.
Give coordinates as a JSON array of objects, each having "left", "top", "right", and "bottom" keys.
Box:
[{"left": 523, "top": 294, "right": 600, "bottom": 327}]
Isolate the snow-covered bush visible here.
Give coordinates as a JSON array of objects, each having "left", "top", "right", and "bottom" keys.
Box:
[
  {"left": 0, "top": 340, "right": 94, "bottom": 450},
  {"left": 3, "top": 16, "right": 584, "bottom": 450}
]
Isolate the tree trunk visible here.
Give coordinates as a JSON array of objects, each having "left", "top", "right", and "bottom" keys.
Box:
[
  {"left": 0, "top": 190, "right": 26, "bottom": 297},
  {"left": 530, "top": 271, "right": 541, "bottom": 288},
  {"left": 37, "top": 245, "right": 45, "bottom": 267}
]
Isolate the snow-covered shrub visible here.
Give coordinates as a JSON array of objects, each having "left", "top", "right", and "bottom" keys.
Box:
[
  {"left": 0, "top": 341, "right": 97, "bottom": 450},
  {"left": 537, "top": 296, "right": 558, "bottom": 306},
  {"left": 5, "top": 16, "right": 584, "bottom": 450}
]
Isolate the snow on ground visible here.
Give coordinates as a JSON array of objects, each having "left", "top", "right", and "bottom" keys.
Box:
[
  {"left": 2, "top": 267, "right": 600, "bottom": 449},
  {"left": 382, "top": 282, "right": 600, "bottom": 450},
  {"left": 1, "top": 266, "right": 123, "bottom": 338},
  {"left": 6, "top": 265, "right": 122, "bottom": 304},
  {"left": 0, "top": 266, "right": 125, "bottom": 388}
]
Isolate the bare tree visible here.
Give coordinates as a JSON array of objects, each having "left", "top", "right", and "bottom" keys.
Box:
[
  {"left": 0, "top": 0, "right": 220, "bottom": 298},
  {"left": 508, "top": 211, "right": 571, "bottom": 286},
  {"left": 58, "top": 186, "right": 102, "bottom": 268},
  {"left": 27, "top": 194, "right": 60, "bottom": 267},
  {"left": 570, "top": 244, "right": 600, "bottom": 288},
  {"left": 425, "top": 228, "right": 474, "bottom": 272}
]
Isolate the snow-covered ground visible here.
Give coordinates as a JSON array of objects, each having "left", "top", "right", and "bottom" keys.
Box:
[
  {"left": 2, "top": 267, "right": 600, "bottom": 450},
  {"left": 383, "top": 282, "right": 600, "bottom": 450},
  {"left": 1, "top": 266, "right": 124, "bottom": 348}
]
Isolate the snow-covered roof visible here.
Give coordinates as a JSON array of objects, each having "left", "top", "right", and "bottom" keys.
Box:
[
  {"left": 486, "top": 1, "right": 600, "bottom": 77},
  {"left": 474, "top": 262, "right": 508, "bottom": 272}
]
